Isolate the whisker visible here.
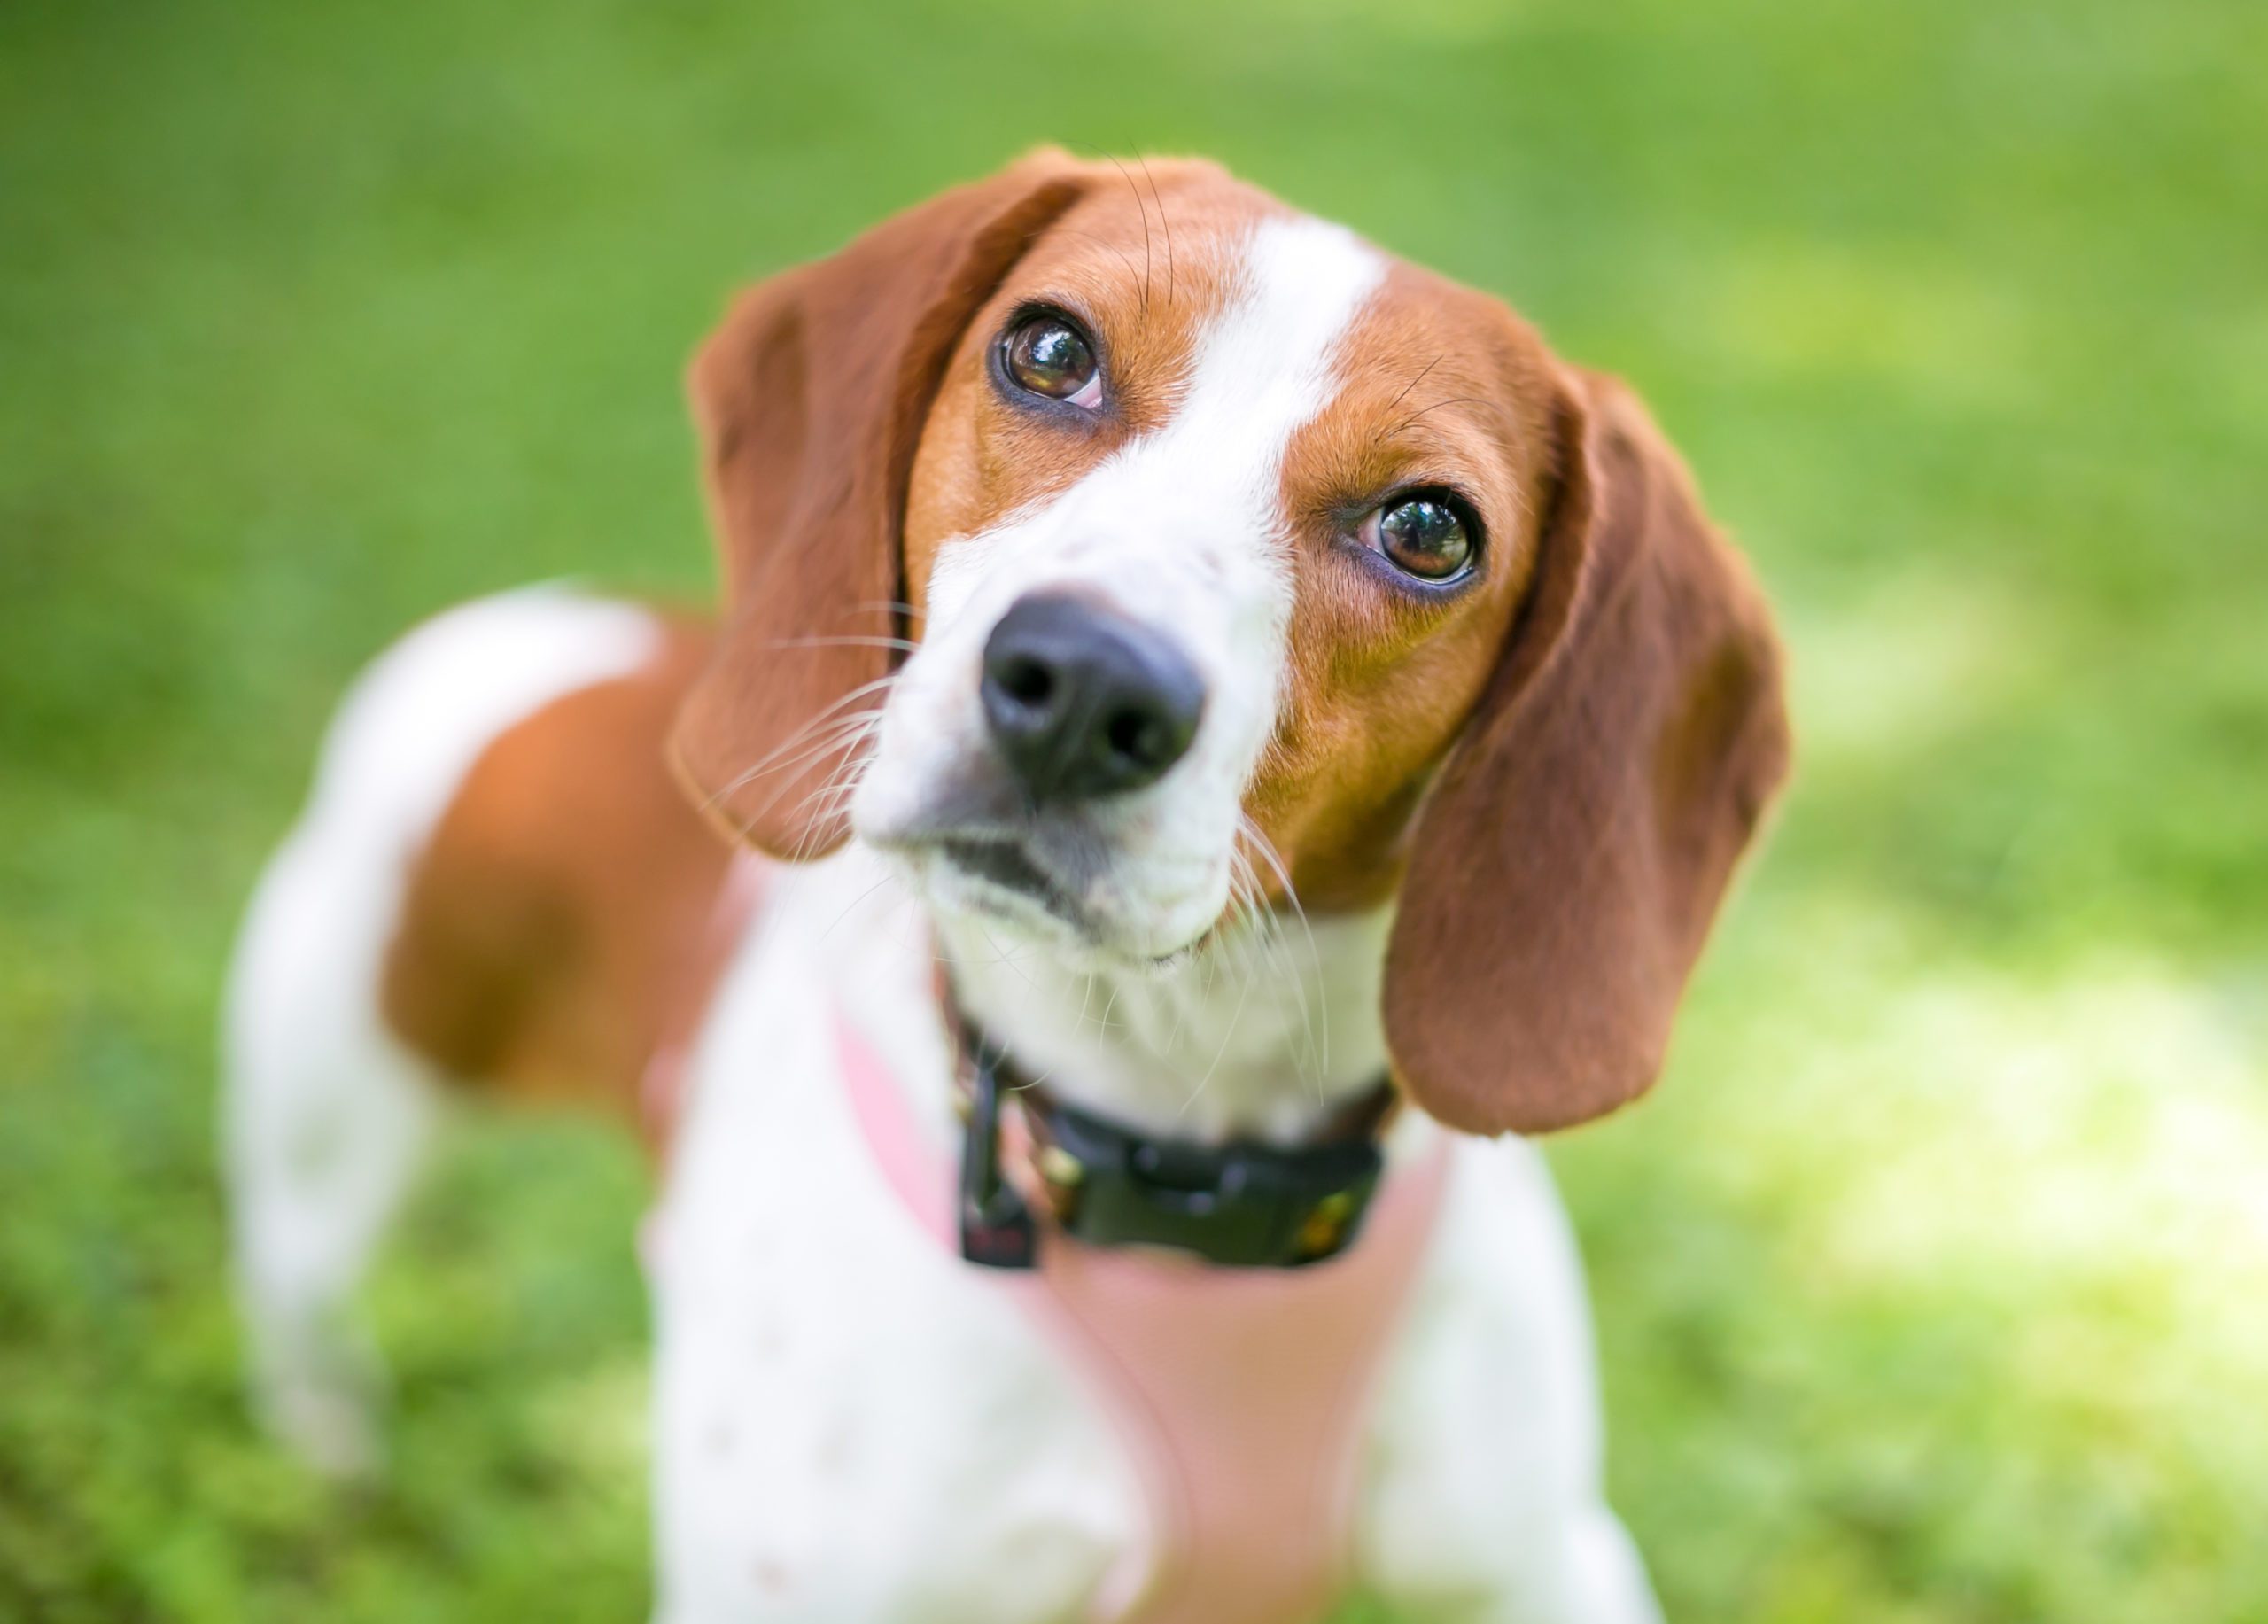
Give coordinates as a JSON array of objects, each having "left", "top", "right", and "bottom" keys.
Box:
[
  {"left": 1239, "top": 813, "right": 1329, "bottom": 1087},
  {"left": 762, "top": 634, "right": 919, "bottom": 654},
  {"left": 1177, "top": 937, "right": 1258, "bottom": 1123},
  {"left": 1226, "top": 847, "right": 1319, "bottom": 1100},
  {"left": 1387, "top": 395, "right": 1488, "bottom": 440},
  {"left": 778, "top": 737, "right": 878, "bottom": 843},
  {"left": 722, "top": 710, "right": 885, "bottom": 833},
  {"left": 1107, "top": 153, "right": 1153, "bottom": 315},
  {"left": 1135, "top": 149, "right": 1173, "bottom": 307},
  {"left": 1062, "top": 141, "right": 1155, "bottom": 317},
  {"left": 734, "top": 712, "right": 886, "bottom": 855},
  {"left": 700, "top": 674, "right": 897, "bottom": 808},
  {"left": 1047, "top": 229, "right": 1151, "bottom": 310},
  {"left": 972, "top": 921, "right": 1041, "bottom": 990},
  {"left": 1383, "top": 352, "right": 1446, "bottom": 417},
  {"left": 819, "top": 873, "right": 897, "bottom": 942}
]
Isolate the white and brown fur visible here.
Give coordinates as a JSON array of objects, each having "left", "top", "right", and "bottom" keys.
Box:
[{"left": 224, "top": 152, "right": 1788, "bottom": 1621}]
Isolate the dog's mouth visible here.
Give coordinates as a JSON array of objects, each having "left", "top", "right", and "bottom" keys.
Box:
[{"left": 936, "top": 835, "right": 1089, "bottom": 926}]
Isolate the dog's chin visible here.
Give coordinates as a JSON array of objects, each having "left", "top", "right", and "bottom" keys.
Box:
[{"left": 898, "top": 836, "right": 1224, "bottom": 974}]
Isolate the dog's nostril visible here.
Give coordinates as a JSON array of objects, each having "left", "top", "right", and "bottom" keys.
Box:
[
  {"left": 999, "top": 655, "right": 1055, "bottom": 709},
  {"left": 1106, "top": 708, "right": 1165, "bottom": 765}
]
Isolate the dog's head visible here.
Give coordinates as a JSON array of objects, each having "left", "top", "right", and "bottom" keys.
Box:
[{"left": 675, "top": 151, "right": 1789, "bottom": 1135}]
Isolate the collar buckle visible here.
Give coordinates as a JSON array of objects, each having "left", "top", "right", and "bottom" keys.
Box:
[{"left": 958, "top": 1037, "right": 1040, "bottom": 1270}]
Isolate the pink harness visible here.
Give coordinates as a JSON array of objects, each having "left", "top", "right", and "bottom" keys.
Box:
[
  {"left": 836, "top": 1022, "right": 1448, "bottom": 1622},
  {"left": 649, "top": 862, "right": 1449, "bottom": 1623}
]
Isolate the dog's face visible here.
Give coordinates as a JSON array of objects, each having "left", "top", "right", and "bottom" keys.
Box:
[
  {"left": 857, "top": 174, "right": 1557, "bottom": 965},
  {"left": 676, "top": 152, "right": 1789, "bottom": 1133}
]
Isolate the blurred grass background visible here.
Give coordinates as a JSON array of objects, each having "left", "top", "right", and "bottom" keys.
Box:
[{"left": 4, "top": 0, "right": 2264, "bottom": 1618}]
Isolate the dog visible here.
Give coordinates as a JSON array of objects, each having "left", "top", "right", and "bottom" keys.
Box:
[{"left": 222, "top": 150, "right": 1789, "bottom": 1622}]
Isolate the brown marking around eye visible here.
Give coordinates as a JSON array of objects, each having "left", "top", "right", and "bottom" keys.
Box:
[
  {"left": 902, "top": 165, "right": 1293, "bottom": 627},
  {"left": 1243, "top": 264, "right": 1565, "bottom": 914}
]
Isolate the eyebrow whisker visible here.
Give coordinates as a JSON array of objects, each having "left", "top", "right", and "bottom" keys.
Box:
[
  {"left": 1384, "top": 352, "right": 1446, "bottom": 417},
  {"left": 1047, "top": 229, "right": 1150, "bottom": 311},
  {"left": 1135, "top": 149, "right": 1174, "bottom": 308},
  {"left": 1104, "top": 152, "right": 1153, "bottom": 316},
  {"left": 1387, "top": 394, "right": 1487, "bottom": 439}
]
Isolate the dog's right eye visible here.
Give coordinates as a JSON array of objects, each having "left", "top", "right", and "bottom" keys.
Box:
[{"left": 1003, "top": 314, "right": 1102, "bottom": 408}]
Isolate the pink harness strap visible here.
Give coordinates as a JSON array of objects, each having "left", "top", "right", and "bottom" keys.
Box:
[{"left": 837, "top": 1014, "right": 1449, "bottom": 1624}]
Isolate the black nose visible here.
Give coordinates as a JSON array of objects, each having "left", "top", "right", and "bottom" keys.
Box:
[{"left": 980, "top": 594, "right": 1206, "bottom": 803}]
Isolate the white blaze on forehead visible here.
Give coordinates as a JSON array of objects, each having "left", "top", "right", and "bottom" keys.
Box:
[{"left": 1143, "top": 214, "right": 1388, "bottom": 529}]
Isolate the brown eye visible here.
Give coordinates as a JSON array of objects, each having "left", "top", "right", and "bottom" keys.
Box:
[
  {"left": 1372, "top": 494, "right": 1474, "bottom": 581},
  {"left": 1003, "top": 314, "right": 1101, "bottom": 408}
]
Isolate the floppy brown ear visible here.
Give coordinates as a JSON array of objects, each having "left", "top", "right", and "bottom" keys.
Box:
[
  {"left": 1382, "top": 369, "right": 1790, "bottom": 1135},
  {"left": 672, "top": 151, "right": 1092, "bottom": 857}
]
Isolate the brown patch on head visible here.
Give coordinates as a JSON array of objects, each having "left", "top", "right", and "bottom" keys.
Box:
[
  {"left": 674, "top": 150, "right": 1093, "bottom": 859},
  {"left": 901, "top": 164, "right": 1294, "bottom": 630},
  {"left": 676, "top": 152, "right": 1303, "bottom": 859},
  {"left": 1227, "top": 258, "right": 1789, "bottom": 1136},
  {"left": 1244, "top": 264, "right": 1565, "bottom": 913},
  {"left": 1373, "top": 367, "right": 1790, "bottom": 1136}
]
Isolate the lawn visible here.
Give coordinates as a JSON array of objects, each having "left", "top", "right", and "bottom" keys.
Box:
[{"left": 4, "top": 0, "right": 2264, "bottom": 1619}]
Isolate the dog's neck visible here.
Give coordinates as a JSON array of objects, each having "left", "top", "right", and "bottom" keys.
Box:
[{"left": 937, "top": 905, "right": 1395, "bottom": 1147}]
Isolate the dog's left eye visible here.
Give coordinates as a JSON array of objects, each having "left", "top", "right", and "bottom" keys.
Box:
[
  {"left": 1003, "top": 314, "right": 1102, "bottom": 408},
  {"left": 1365, "top": 493, "right": 1476, "bottom": 582}
]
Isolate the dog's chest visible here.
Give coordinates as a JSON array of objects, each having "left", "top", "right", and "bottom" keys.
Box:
[
  {"left": 641, "top": 856, "right": 1609, "bottom": 1623},
  {"left": 647, "top": 874, "right": 1142, "bottom": 1621}
]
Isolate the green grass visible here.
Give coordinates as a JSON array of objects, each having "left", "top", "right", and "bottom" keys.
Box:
[{"left": 4, "top": 0, "right": 2264, "bottom": 1618}]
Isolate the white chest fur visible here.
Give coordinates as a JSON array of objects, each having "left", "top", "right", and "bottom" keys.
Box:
[
  {"left": 650, "top": 856, "right": 1138, "bottom": 1623},
  {"left": 646, "top": 850, "right": 1660, "bottom": 1624}
]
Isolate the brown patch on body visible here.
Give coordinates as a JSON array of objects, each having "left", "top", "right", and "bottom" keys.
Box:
[{"left": 379, "top": 614, "right": 734, "bottom": 1140}]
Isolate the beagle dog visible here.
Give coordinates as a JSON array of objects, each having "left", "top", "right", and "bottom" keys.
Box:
[{"left": 223, "top": 151, "right": 1789, "bottom": 1623}]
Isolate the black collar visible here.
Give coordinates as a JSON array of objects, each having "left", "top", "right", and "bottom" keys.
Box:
[{"left": 956, "top": 1023, "right": 1396, "bottom": 1271}]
